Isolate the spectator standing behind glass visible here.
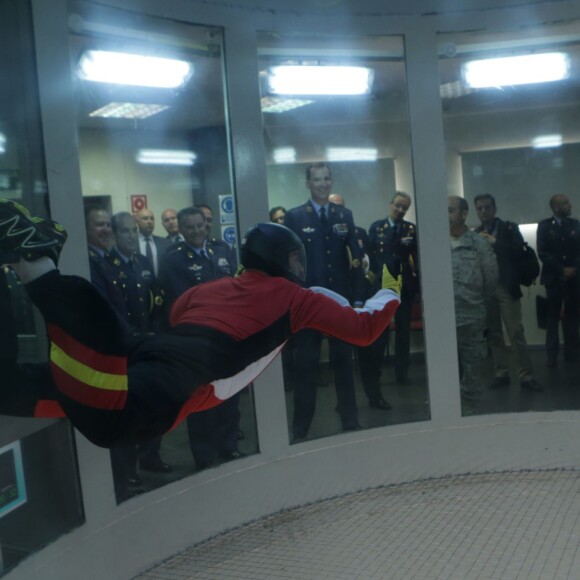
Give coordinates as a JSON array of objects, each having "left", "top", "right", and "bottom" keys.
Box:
[
  {"left": 270, "top": 205, "right": 294, "bottom": 390},
  {"left": 269, "top": 206, "right": 286, "bottom": 225},
  {"left": 362, "top": 192, "right": 418, "bottom": 396},
  {"left": 161, "top": 207, "right": 242, "bottom": 470},
  {"left": 473, "top": 194, "right": 542, "bottom": 392},
  {"left": 133, "top": 208, "right": 171, "bottom": 277},
  {"left": 328, "top": 194, "right": 371, "bottom": 273},
  {"left": 108, "top": 212, "right": 172, "bottom": 478},
  {"left": 536, "top": 194, "right": 580, "bottom": 367},
  {"left": 284, "top": 163, "right": 365, "bottom": 441},
  {"left": 84, "top": 206, "right": 142, "bottom": 501},
  {"left": 448, "top": 196, "right": 498, "bottom": 414},
  {"left": 161, "top": 208, "right": 183, "bottom": 244}
]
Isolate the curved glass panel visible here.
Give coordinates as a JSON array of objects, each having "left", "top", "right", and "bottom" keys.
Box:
[
  {"left": 257, "top": 32, "right": 430, "bottom": 443},
  {"left": 68, "top": 1, "right": 257, "bottom": 502},
  {"left": 438, "top": 21, "right": 580, "bottom": 416},
  {"left": 0, "top": 1, "right": 84, "bottom": 573}
]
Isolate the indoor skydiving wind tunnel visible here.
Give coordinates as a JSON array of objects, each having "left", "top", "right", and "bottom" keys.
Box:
[{"left": 3, "top": 0, "right": 580, "bottom": 578}]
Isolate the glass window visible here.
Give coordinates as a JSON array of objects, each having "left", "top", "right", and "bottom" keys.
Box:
[
  {"left": 0, "top": 1, "right": 84, "bottom": 573},
  {"left": 68, "top": 1, "right": 257, "bottom": 501},
  {"left": 438, "top": 22, "right": 580, "bottom": 416},
  {"left": 257, "top": 32, "right": 430, "bottom": 443}
]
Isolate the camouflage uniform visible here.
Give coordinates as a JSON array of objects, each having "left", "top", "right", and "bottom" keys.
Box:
[{"left": 451, "top": 230, "right": 498, "bottom": 407}]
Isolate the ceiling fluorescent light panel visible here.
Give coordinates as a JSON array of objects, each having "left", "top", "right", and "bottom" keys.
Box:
[
  {"left": 268, "top": 65, "right": 373, "bottom": 96},
  {"left": 532, "top": 134, "right": 562, "bottom": 149},
  {"left": 326, "top": 147, "right": 378, "bottom": 162},
  {"left": 462, "top": 52, "right": 569, "bottom": 89},
  {"left": 136, "top": 149, "right": 196, "bottom": 166},
  {"left": 78, "top": 50, "right": 193, "bottom": 89}
]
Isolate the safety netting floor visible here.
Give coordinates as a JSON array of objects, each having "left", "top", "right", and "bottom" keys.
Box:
[{"left": 136, "top": 469, "right": 580, "bottom": 579}]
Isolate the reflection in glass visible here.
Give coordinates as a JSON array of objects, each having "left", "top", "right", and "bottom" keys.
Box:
[
  {"left": 439, "top": 22, "right": 580, "bottom": 416},
  {"left": 0, "top": 1, "right": 84, "bottom": 570},
  {"left": 258, "top": 33, "right": 430, "bottom": 443},
  {"left": 69, "top": 2, "right": 257, "bottom": 501}
]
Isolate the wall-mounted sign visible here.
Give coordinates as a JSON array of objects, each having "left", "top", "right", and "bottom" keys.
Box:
[
  {"left": 219, "top": 194, "right": 235, "bottom": 225},
  {"left": 0, "top": 441, "right": 27, "bottom": 518},
  {"left": 131, "top": 195, "right": 147, "bottom": 213},
  {"left": 222, "top": 225, "right": 237, "bottom": 247}
]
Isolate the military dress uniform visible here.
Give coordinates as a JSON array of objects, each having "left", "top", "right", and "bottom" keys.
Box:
[
  {"left": 87, "top": 245, "right": 129, "bottom": 331},
  {"left": 451, "top": 230, "right": 498, "bottom": 407},
  {"left": 87, "top": 245, "right": 144, "bottom": 499},
  {"left": 161, "top": 241, "right": 240, "bottom": 469},
  {"left": 359, "top": 218, "right": 418, "bottom": 399},
  {"left": 537, "top": 216, "right": 580, "bottom": 364},
  {"left": 161, "top": 241, "right": 235, "bottom": 304},
  {"left": 107, "top": 248, "right": 166, "bottom": 334},
  {"left": 284, "top": 200, "right": 365, "bottom": 439}
]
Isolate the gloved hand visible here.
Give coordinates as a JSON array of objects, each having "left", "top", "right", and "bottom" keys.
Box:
[{"left": 382, "top": 264, "right": 402, "bottom": 295}]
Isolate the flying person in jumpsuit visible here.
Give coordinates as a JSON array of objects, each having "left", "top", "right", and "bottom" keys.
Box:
[{"left": 0, "top": 200, "right": 401, "bottom": 448}]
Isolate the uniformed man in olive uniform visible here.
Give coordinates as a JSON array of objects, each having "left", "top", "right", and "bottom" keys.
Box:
[
  {"left": 449, "top": 196, "right": 498, "bottom": 413},
  {"left": 161, "top": 206, "right": 242, "bottom": 470},
  {"left": 360, "top": 192, "right": 419, "bottom": 409},
  {"left": 285, "top": 163, "right": 365, "bottom": 440}
]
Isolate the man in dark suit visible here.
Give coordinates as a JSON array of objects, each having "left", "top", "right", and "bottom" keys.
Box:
[
  {"left": 285, "top": 163, "right": 365, "bottom": 440},
  {"left": 161, "top": 208, "right": 183, "bottom": 244},
  {"left": 474, "top": 194, "right": 541, "bottom": 391},
  {"left": 134, "top": 208, "right": 172, "bottom": 276},
  {"left": 361, "top": 192, "right": 418, "bottom": 409},
  {"left": 537, "top": 194, "right": 580, "bottom": 367},
  {"left": 161, "top": 207, "right": 242, "bottom": 470}
]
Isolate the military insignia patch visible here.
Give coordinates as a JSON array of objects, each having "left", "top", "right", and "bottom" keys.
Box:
[{"left": 333, "top": 223, "right": 348, "bottom": 236}]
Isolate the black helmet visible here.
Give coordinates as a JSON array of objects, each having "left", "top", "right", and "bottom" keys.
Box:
[{"left": 241, "top": 222, "right": 306, "bottom": 283}]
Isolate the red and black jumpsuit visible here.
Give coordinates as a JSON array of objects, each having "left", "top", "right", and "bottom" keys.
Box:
[{"left": 1, "top": 269, "right": 399, "bottom": 448}]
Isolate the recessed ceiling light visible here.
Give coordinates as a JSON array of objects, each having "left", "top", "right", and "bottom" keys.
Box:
[
  {"left": 261, "top": 97, "right": 315, "bottom": 113},
  {"left": 89, "top": 102, "right": 170, "bottom": 119},
  {"left": 326, "top": 147, "right": 378, "bottom": 162},
  {"left": 136, "top": 149, "right": 196, "bottom": 166},
  {"left": 462, "top": 52, "right": 569, "bottom": 89},
  {"left": 78, "top": 50, "right": 193, "bottom": 89},
  {"left": 268, "top": 65, "right": 373, "bottom": 96}
]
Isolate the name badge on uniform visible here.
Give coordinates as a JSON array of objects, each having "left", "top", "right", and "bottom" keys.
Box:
[{"left": 333, "top": 223, "right": 348, "bottom": 236}]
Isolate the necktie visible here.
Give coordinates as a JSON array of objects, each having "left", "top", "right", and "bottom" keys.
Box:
[
  {"left": 145, "top": 238, "right": 154, "bottom": 272},
  {"left": 200, "top": 249, "right": 208, "bottom": 260},
  {"left": 320, "top": 206, "right": 328, "bottom": 230}
]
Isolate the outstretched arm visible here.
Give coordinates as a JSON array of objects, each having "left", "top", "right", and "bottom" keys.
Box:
[{"left": 291, "top": 266, "right": 400, "bottom": 346}]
